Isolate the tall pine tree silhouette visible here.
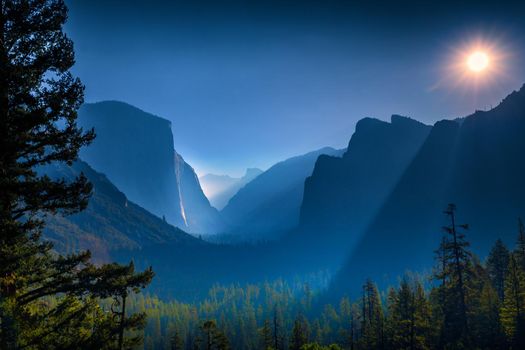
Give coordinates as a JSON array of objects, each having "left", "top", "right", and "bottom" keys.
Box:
[
  {"left": 0, "top": 1, "right": 153, "bottom": 348},
  {"left": 433, "top": 204, "right": 473, "bottom": 348},
  {"left": 487, "top": 239, "right": 510, "bottom": 300}
]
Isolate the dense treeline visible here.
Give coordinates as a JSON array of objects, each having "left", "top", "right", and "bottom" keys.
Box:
[{"left": 132, "top": 206, "right": 525, "bottom": 349}]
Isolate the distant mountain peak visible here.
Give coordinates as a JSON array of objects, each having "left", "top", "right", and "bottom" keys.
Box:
[
  {"left": 200, "top": 168, "right": 263, "bottom": 211},
  {"left": 244, "top": 167, "right": 263, "bottom": 179}
]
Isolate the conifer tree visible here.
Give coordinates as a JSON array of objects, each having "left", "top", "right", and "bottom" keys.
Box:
[
  {"left": 384, "top": 287, "right": 398, "bottom": 348},
  {"left": 386, "top": 277, "right": 431, "bottom": 350},
  {"left": 289, "top": 314, "right": 308, "bottom": 350},
  {"left": 310, "top": 319, "right": 322, "bottom": 346},
  {"left": 92, "top": 262, "right": 154, "bottom": 350},
  {"left": 0, "top": 1, "right": 153, "bottom": 348},
  {"left": 348, "top": 303, "right": 360, "bottom": 350},
  {"left": 359, "top": 279, "right": 383, "bottom": 350},
  {"left": 171, "top": 328, "right": 184, "bottom": 350},
  {"left": 474, "top": 281, "right": 506, "bottom": 349},
  {"left": 260, "top": 319, "right": 273, "bottom": 350},
  {"left": 500, "top": 254, "right": 525, "bottom": 348},
  {"left": 338, "top": 296, "right": 355, "bottom": 349},
  {"left": 487, "top": 239, "right": 510, "bottom": 300},
  {"left": 412, "top": 281, "right": 432, "bottom": 349},
  {"left": 197, "top": 320, "right": 230, "bottom": 350},
  {"left": 272, "top": 305, "right": 284, "bottom": 350},
  {"left": 515, "top": 218, "right": 525, "bottom": 270},
  {"left": 433, "top": 204, "right": 473, "bottom": 348}
]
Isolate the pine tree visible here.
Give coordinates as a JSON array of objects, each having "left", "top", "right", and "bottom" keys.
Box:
[
  {"left": 474, "top": 281, "right": 506, "bottom": 349},
  {"left": 348, "top": 303, "right": 360, "bottom": 350},
  {"left": 515, "top": 218, "right": 525, "bottom": 271},
  {"left": 197, "top": 320, "right": 230, "bottom": 350},
  {"left": 260, "top": 319, "right": 273, "bottom": 350},
  {"left": 359, "top": 279, "right": 383, "bottom": 350},
  {"left": 384, "top": 287, "right": 398, "bottom": 348},
  {"left": 171, "top": 328, "right": 184, "bottom": 350},
  {"left": 386, "top": 277, "right": 431, "bottom": 350},
  {"left": 310, "top": 319, "right": 323, "bottom": 346},
  {"left": 289, "top": 314, "right": 308, "bottom": 350},
  {"left": 412, "top": 281, "right": 432, "bottom": 349},
  {"left": 500, "top": 254, "right": 525, "bottom": 348},
  {"left": 92, "top": 262, "right": 154, "bottom": 350},
  {"left": 433, "top": 204, "right": 473, "bottom": 348},
  {"left": 338, "top": 296, "right": 354, "bottom": 349},
  {"left": 486, "top": 239, "right": 510, "bottom": 300},
  {"left": 0, "top": 1, "right": 153, "bottom": 348},
  {"left": 272, "top": 305, "right": 284, "bottom": 350}
]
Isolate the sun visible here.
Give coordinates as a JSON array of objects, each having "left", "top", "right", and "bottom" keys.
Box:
[
  {"left": 433, "top": 35, "right": 512, "bottom": 92},
  {"left": 467, "top": 51, "right": 489, "bottom": 72}
]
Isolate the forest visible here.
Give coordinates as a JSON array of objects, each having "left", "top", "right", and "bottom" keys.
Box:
[
  {"left": 2, "top": 1, "right": 525, "bottom": 349},
  {"left": 132, "top": 208, "right": 525, "bottom": 350}
]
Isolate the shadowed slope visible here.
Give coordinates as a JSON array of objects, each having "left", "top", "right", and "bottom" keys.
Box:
[
  {"left": 43, "top": 160, "right": 205, "bottom": 261},
  {"left": 329, "top": 84, "right": 525, "bottom": 299}
]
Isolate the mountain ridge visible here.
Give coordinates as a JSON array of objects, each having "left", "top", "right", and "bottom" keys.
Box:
[
  {"left": 299, "top": 114, "right": 432, "bottom": 255},
  {"left": 327, "top": 84, "right": 525, "bottom": 298}
]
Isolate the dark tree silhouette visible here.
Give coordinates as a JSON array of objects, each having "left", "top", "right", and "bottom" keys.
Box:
[
  {"left": 289, "top": 314, "right": 309, "bottom": 350},
  {"left": 0, "top": 1, "right": 153, "bottom": 348},
  {"left": 501, "top": 254, "right": 525, "bottom": 348},
  {"left": 260, "top": 319, "right": 273, "bottom": 350},
  {"left": 433, "top": 204, "right": 473, "bottom": 348},
  {"left": 487, "top": 239, "right": 510, "bottom": 300},
  {"left": 516, "top": 218, "right": 525, "bottom": 270}
]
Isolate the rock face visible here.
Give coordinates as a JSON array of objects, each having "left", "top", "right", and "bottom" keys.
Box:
[
  {"left": 329, "top": 84, "right": 525, "bottom": 297},
  {"left": 78, "top": 101, "right": 222, "bottom": 234},
  {"left": 42, "top": 161, "right": 205, "bottom": 262},
  {"left": 221, "top": 147, "right": 344, "bottom": 235},
  {"left": 174, "top": 151, "right": 224, "bottom": 234},
  {"left": 200, "top": 168, "right": 263, "bottom": 210},
  {"left": 299, "top": 115, "right": 431, "bottom": 249}
]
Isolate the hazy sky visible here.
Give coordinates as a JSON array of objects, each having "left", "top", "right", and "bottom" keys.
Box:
[{"left": 65, "top": 0, "right": 525, "bottom": 176}]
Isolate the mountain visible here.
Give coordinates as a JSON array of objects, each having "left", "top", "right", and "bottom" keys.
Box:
[
  {"left": 42, "top": 160, "right": 205, "bottom": 262},
  {"left": 41, "top": 161, "right": 291, "bottom": 300},
  {"left": 174, "top": 151, "right": 224, "bottom": 233},
  {"left": 200, "top": 168, "right": 263, "bottom": 210},
  {"left": 299, "top": 115, "right": 431, "bottom": 251},
  {"left": 77, "top": 101, "right": 223, "bottom": 234},
  {"left": 329, "top": 85, "right": 525, "bottom": 297},
  {"left": 221, "top": 147, "right": 344, "bottom": 235}
]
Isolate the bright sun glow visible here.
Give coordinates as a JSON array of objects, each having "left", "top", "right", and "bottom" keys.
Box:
[
  {"left": 433, "top": 36, "right": 512, "bottom": 92},
  {"left": 467, "top": 51, "right": 489, "bottom": 72}
]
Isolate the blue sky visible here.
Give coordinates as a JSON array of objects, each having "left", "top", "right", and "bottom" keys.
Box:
[{"left": 65, "top": 0, "right": 525, "bottom": 176}]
